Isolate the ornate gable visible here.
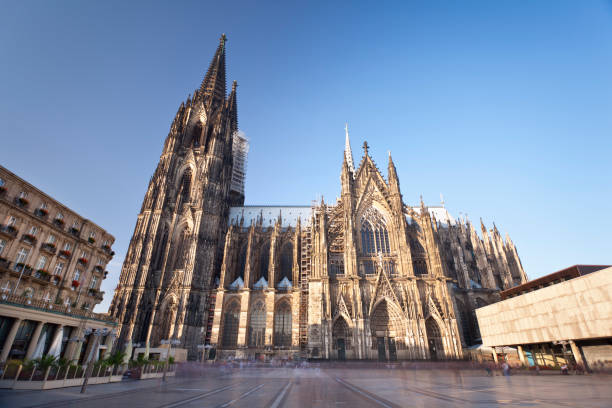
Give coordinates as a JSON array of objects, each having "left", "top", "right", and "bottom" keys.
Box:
[{"left": 368, "top": 260, "right": 401, "bottom": 315}]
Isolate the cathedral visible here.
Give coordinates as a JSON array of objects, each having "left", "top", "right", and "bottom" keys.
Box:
[{"left": 109, "top": 36, "right": 527, "bottom": 361}]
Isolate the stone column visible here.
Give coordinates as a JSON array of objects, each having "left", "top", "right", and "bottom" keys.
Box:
[
  {"left": 264, "top": 290, "right": 275, "bottom": 347},
  {"left": 64, "top": 327, "right": 84, "bottom": 363},
  {"left": 25, "top": 321, "right": 45, "bottom": 360},
  {"left": 517, "top": 345, "right": 527, "bottom": 367},
  {"left": 104, "top": 333, "right": 115, "bottom": 359},
  {"left": 492, "top": 347, "right": 499, "bottom": 364},
  {"left": 569, "top": 340, "right": 587, "bottom": 370},
  {"left": 0, "top": 318, "right": 23, "bottom": 362},
  {"left": 48, "top": 325, "right": 64, "bottom": 356},
  {"left": 236, "top": 290, "right": 250, "bottom": 349}
]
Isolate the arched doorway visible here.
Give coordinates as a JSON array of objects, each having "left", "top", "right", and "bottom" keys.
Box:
[
  {"left": 332, "top": 317, "right": 351, "bottom": 360},
  {"left": 221, "top": 301, "right": 240, "bottom": 349},
  {"left": 370, "top": 299, "right": 404, "bottom": 361},
  {"left": 426, "top": 317, "right": 444, "bottom": 360}
]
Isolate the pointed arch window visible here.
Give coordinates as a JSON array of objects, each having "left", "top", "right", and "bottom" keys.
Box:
[
  {"left": 360, "top": 209, "right": 390, "bottom": 255},
  {"left": 222, "top": 301, "right": 240, "bottom": 349},
  {"left": 248, "top": 302, "right": 266, "bottom": 347},
  {"left": 273, "top": 301, "right": 292, "bottom": 348},
  {"left": 179, "top": 168, "right": 192, "bottom": 205}
]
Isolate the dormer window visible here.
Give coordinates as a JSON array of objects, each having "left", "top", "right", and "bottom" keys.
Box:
[
  {"left": 0, "top": 178, "right": 4, "bottom": 186},
  {"left": 19, "top": 191, "right": 28, "bottom": 199},
  {"left": 28, "top": 226, "right": 38, "bottom": 235},
  {"left": 41, "top": 202, "right": 48, "bottom": 210},
  {"left": 56, "top": 213, "right": 64, "bottom": 220}
]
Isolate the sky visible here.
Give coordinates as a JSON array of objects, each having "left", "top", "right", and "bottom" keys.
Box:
[{"left": 1, "top": 1, "right": 611, "bottom": 313}]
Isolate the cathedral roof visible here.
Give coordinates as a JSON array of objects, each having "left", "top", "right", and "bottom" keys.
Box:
[
  {"left": 409, "top": 206, "right": 456, "bottom": 226},
  {"left": 229, "top": 205, "right": 313, "bottom": 228}
]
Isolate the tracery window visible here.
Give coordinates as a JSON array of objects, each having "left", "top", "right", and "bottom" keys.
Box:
[
  {"left": 179, "top": 168, "right": 192, "bottom": 205},
  {"left": 248, "top": 302, "right": 266, "bottom": 347},
  {"left": 273, "top": 301, "right": 292, "bottom": 347},
  {"left": 360, "top": 208, "right": 390, "bottom": 255},
  {"left": 222, "top": 301, "right": 240, "bottom": 349}
]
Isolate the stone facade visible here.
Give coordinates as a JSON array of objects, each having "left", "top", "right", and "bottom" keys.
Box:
[
  {"left": 110, "top": 36, "right": 527, "bottom": 361},
  {"left": 0, "top": 165, "right": 116, "bottom": 362}
]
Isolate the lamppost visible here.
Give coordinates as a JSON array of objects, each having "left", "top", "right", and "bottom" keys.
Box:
[
  {"left": 80, "top": 327, "right": 109, "bottom": 394},
  {"left": 160, "top": 338, "right": 180, "bottom": 381}
]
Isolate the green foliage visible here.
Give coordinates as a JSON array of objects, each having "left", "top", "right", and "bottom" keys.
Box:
[
  {"left": 23, "top": 359, "right": 36, "bottom": 370},
  {"left": 55, "top": 357, "right": 70, "bottom": 368},
  {"left": 129, "top": 353, "right": 149, "bottom": 367},
  {"left": 168, "top": 356, "right": 175, "bottom": 364},
  {"left": 104, "top": 351, "right": 126, "bottom": 368},
  {"left": 33, "top": 355, "right": 56, "bottom": 371}
]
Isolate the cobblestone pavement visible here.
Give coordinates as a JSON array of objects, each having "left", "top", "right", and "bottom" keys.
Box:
[{"left": 1, "top": 366, "right": 610, "bottom": 408}]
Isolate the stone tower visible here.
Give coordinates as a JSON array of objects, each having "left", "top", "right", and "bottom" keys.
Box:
[{"left": 109, "top": 35, "right": 242, "bottom": 358}]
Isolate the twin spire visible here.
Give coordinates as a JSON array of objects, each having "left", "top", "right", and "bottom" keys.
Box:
[{"left": 200, "top": 34, "right": 229, "bottom": 108}]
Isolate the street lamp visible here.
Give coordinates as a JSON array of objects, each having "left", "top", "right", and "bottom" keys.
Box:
[{"left": 160, "top": 338, "right": 180, "bottom": 381}]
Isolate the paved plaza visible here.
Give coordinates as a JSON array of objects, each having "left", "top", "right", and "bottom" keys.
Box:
[{"left": 1, "top": 366, "right": 610, "bottom": 408}]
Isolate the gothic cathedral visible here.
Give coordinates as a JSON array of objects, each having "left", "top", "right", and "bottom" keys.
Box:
[{"left": 110, "top": 36, "right": 527, "bottom": 361}]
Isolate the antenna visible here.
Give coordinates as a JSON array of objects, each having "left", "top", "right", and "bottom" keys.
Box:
[{"left": 440, "top": 193, "right": 445, "bottom": 208}]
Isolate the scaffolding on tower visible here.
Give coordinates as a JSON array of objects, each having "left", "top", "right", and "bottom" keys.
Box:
[{"left": 230, "top": 131, "right": 249, "bottom": 195}]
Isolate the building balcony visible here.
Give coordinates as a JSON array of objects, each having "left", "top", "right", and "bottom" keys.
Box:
[
  {"left": 14, "top": 197, "right": 29, "bottom": 209},
  {"left": 88, "top": 288, "right": 104, "bottom": 301},
  {"left": 88, "top": 237, "right": 96, "bottom": 244},
  {"left": 13, "top": 263, "right": 33, "bottom": 275},
  {"left": 68, "top": 227, "right": 80, "bottom": 237},
  {"left": 0, "top": 224, "right": 18, "bottom": 239},
  {"left": 32, "top": 269, "right": 51, "bottom": 282},
  {"left": 93, "top": 265, "right": 103, "bottom": 274},
  {"left": 58, "top": 249, "right": 71, "bottom": 260},
  {"left": 40, "top": 242, "right": 57, "bottom": 255},
  {"left": 34, "top": 208, "right": 49, "bottom": 219},
  {"left": 20, "top": 234, "right": 37, "bottom": 245},
  {"left": 53, "top": 218, "right": 65, "bottom": 230},
  {"left": 0, "top": 186, "right": 6, "bottom": 196},
  {"left": 0, "top": 257, "right": 11, "bottom": 271},
  {"left": 101, "top": 245, "right": 115, "bottom": 256},
  {"left": 77, "top": 257, "right": 88, "bottom": 266},
  {"left": 0, "top": 292, "right": 117, "bottom": 324}
]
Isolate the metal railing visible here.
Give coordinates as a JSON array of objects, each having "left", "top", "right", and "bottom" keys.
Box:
[{"left": 0, "top": 293, "right": 116, "bottom": 324}]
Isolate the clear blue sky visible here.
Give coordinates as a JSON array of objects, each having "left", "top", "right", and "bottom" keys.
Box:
[{"left": 1, "top": 1, "right": 611, "bottom": 313}]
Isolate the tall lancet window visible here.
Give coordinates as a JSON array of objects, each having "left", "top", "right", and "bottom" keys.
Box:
[
  {"left": 179, "top": 168, "right": 192, "bottom": 206},
  {"left": 360, "top": 208, "right": 390, "bottom": 255}
]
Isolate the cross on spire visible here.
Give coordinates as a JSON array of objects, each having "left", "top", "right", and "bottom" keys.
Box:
[{"left": 363, "top": 141, "right": 369, "bottom": 155}]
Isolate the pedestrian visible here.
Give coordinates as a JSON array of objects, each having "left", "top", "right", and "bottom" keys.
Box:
[
  {"left": 561, "top": 363, "right": 568, "bottom": 375},
  {"left": 502, "top": 362, "right": 510, "bottom": 376}
]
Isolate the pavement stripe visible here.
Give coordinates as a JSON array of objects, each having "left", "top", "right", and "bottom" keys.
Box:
[
  {"left": 216, "top": 383, "right": 265, "bottom": 408},
  {"left": 335, "top": 377, "right": 402, "bottom": 408},
  {"left": 160, "top": 384, "right": 236, "bottom": 408},
  {"left": 268, "top": 381, "right": 292, "bottom": 408}
]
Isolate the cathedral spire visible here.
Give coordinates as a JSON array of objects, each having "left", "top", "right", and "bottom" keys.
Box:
[
  {"left": 227, "top": 80, "right": 238, "bottom": 132},
  {"left": 344, "top": 123, "right": 355, "bottom": 174},
  {"left": 200, "top": 34, "right": 227, "bottom": 107},
  {"left": 387, "top": 151, "right": 400, "bottom": 190}
]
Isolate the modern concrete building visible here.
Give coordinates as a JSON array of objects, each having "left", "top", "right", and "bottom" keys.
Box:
[
  {"left": 0, "top": 165, "right": 117, "bottom": 363},
  {"left": 476, "top": 265, "right": 612, "bottom": 370}
]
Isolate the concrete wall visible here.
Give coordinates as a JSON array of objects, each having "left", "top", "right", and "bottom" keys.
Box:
[{"left": 476, "top": 267, "right": 612, "bottom": 347}]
